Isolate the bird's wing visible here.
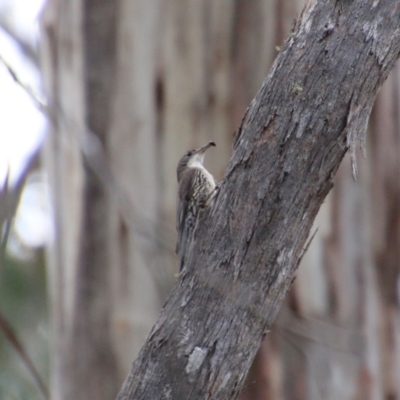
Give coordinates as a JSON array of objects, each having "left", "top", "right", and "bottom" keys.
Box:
[{"left": 176, "top": 168, "right": 196, "bottom": 255}]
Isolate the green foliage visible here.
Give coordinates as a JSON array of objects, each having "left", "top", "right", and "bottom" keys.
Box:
[{"left": 0, "top": 252, "right": 49, "bottom": 400}]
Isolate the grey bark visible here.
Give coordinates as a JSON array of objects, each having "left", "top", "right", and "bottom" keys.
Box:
[
  {"left": 70, "top": 1, "right": 120, "bottom": 399},
  {"left": 108, "top": 0, "right": 169, "bottom": 372},
  {"left": 117, "top": 1, "right": 400, "bottom": 399},
  {"left": 41, "top": 0, "right": 119, "bottom": 399}
]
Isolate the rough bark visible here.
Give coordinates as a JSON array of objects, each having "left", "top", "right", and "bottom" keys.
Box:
[{"left": 117, "top": 1, "right": 400, "bottom": 399}]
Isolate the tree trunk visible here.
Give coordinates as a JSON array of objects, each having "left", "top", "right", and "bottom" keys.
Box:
[
  {"left": 117, "top": 1, "right": 400, "bottom": 399},
  {"left": 41, "top": 0, "right": 119, "bottom": 399}
]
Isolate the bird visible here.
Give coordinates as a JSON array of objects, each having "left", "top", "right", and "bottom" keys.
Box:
[{"left": 176, "top": 141, "right": 217, "bottom": 270}]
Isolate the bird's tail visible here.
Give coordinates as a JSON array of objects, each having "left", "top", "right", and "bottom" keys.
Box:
[{"left": 177, "top": 214, "right": 196, "bottom": 271}]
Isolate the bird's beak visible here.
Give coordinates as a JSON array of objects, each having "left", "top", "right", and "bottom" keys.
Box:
[{"left": 196, "top": 141, "right": 216, "bottom": 154}]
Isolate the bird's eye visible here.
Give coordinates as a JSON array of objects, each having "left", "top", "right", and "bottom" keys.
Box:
[{"left": 187, "top": 151, "right": 192, "bottom": 157}]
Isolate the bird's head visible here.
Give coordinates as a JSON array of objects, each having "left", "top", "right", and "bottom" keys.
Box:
[{"left": 177, "top": 141, "right": 216, "bottom": 180}]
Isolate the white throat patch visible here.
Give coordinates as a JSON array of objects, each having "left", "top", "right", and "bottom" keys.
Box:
[{"left": 187, "top": 153, "right": 205, "bottom": 168}]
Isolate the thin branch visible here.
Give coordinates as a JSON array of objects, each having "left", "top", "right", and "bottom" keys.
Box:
[
  {"left": 0, "top": 149, "right": 40, "bottom": 270},
  {"left": 0, "top": 20, "right": 39, "bottom": 67},
  {"left": 295, "top": 227, "right": 318, "bottom": 270},
  {"left": 0, "top": 54, "right": 46, "bottom": 111},
  {"left": 0, "top": 309, "right": 49, "bottom": 400},
  {"left": 0, "top": 168, "right": 11, "bottom": 256}
]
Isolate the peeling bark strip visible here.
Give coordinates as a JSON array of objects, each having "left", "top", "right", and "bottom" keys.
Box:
[{"left": 117, "top": 1, "right": 400, "bottom": 399}]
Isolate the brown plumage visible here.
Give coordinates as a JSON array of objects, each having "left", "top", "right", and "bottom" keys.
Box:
[{"left": 176, "top": 141, "right": 216, "bottom": 270}]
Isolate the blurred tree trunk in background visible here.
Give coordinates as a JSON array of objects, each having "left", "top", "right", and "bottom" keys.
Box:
[
  {"left": 40, "top": 0, "right": 400, "bottom": 399},
  {"left": 41, "top": 0, "right": 119, "bottom": 399}
]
